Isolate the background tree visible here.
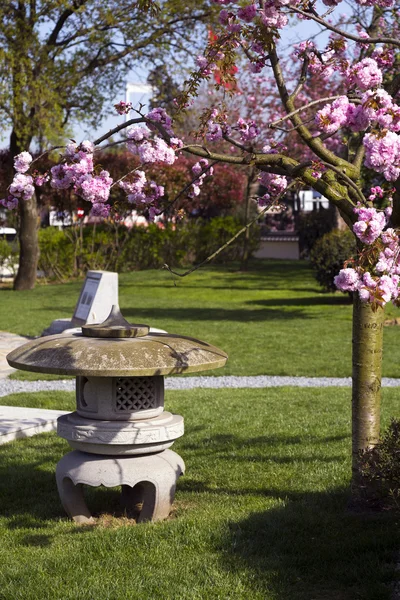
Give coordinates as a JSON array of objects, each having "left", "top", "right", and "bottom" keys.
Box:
[{"left": 0, "top": 0, "right": 215, "bottom": 290}]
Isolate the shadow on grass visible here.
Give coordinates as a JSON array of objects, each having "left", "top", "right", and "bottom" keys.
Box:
[
  {"left": 219, "top": 489, "right": 399, "bottom": 600},
  {"left": 119, "top": 283, "right": 325, "bottom": 293},
  {"left": 247, "top": 296, "right": 352, "bottom": 307},
  {"left": 0, "top": 436, "right": 67, "bottom": 525},
  {"left": 182, "top": 430, "right": 350, "bottom": 454},
  {"left": 122, "top": 306, "right": 312, "bottom": 323}
]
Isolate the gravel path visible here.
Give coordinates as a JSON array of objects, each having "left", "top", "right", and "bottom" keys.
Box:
[{"left": 2, "top": 375, "right": 400, "bottom": 397}]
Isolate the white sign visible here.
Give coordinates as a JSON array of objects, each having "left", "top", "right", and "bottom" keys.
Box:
[
  {"left": 72, "top": 270, "right": 119, "bottom": 326},
  {"left": 74, "top": 276, "right": 100, "bottom": 321}
]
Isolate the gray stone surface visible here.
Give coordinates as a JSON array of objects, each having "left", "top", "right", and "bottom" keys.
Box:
[
  {"left": 7, "top": 331, "right": 228, "bottom": 377},
  {"left": 56, "top": 449, "right": 185, "bottom": 524},
  {"left": 0, "top": 331, "right": 30, "bottom": 379},
  {"left": 57, "top": 410, "right": 184, "bottom": 455},
  {"left": 42, "top": 318, "right": 74, "bottom": 337},
  {"left": 75, "top": 375, "right": 165, "bottom": 421},
  {"left": 0, "top": 405, "right": 69, "bottom": 444}
]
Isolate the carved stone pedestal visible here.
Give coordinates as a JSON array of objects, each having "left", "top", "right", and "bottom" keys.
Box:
[{"left": 56, "top": 449, "right": 185, "bottom": 524}]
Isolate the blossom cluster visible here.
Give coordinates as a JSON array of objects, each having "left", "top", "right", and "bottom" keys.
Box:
[
  {"left": 1, "top": 152, "right": 35, "bottom": 210},
  {"left": 49, "top": 140, "right": 113, "bottom": 217},
  {"left": 205, "top": 109, "right": 231, "bottom": 142},
  {"left": 363, "top": 131, "right": 400, "bottom": 182},
  {"left": 114, "top": 101, "right": 133, "bottom": 115},
  {"left": 2, "top": 107, "right": 183, "bottom": 220},
  {"left": 293, "top": 40, "right": 345, "bottom": 82},
  {"left": 126, "top": 108, "right": 182, "bottom": 167},
  {"left": 258, "top": 172, "right": 288, "bottom": 205},
  {"left": 126, "top": 126, "right": 177, "bottom": 165},
  {"left": 188, "top": 159, "right": 214, "bottom": 198},
  {"left": 119, "top": 170, "right": 164, "bottom": 219},
  {"left": 236, "top": 118, "right": 259, "bottom": 142},
  {"left": 335, "top": 203, "right": 400, "bottom": 308},
  {"left": 314, "top": 67, "right": 400, "bottom": 181}
]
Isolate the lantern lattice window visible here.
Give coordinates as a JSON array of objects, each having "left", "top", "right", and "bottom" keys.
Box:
[{"left": 114, "top": 377, "right": 158, "bottom": 412}]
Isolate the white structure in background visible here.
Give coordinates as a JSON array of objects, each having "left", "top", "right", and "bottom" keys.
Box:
[
  {"left": 123, "top": 210, "right": 148, "bottom": 228},
  {"left": 125, "top": 82, "right": 153, "bottom": 120},
  {"left": 298, "top": 190, "right": 329, "bottom": 211},
  {"left": 0, "top": 227, "right": 17, "bottom": 242},
  {"left": 50, "top": 209, "right": 72, "bottom": 228},
  {"left": 255, "top": 190, "right": 330, "bottom": 261}
]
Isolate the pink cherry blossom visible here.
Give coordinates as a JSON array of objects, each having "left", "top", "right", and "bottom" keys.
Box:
[
  {"left": 13, "top": 152, "right": 32, "bottom": 173},
  {"left": 346, "top": 58, "right": 382, "bottom": 91},
  {"left": 334, "top": 268, "right": 360, "bottom": 292}
]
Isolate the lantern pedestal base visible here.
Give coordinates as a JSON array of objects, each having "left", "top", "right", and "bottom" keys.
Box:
[{"left": 55, "top": 449, "right": 185, "bottom": 524}]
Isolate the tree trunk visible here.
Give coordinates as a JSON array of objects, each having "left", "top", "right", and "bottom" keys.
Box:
[
  {"left": 13, "top": 191, "right": 39, "bottom": 290},
  {"left": 10, "top": 129, "right": 38, "bottom": 291},
  {"left": 351, "top": 296, "right": 384, "bottom": 489}
]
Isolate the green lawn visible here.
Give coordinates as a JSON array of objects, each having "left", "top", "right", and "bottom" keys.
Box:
[
  {"left": 0, "top": 386, "right": 399, "bottom": 600},
  {"left": 4, "top": 259, "right": 400, "bottom": 378}
]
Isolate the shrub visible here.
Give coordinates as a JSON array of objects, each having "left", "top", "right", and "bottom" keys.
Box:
[
  {"left": 193, "top": 216, "right": 260, "bottom": 263},
  {"left": 310, "top": 228, "right": 356, "bottom": 292},
  {"left": 37, "top": 216, "right": 259, "bottom": 279},
  {"left": 38, "top": 227, "right": 75, "bottom": 281},
  {"left": 0, "top": 237, "right": 18, "bottom": 276},
  {"left": 359, "top": 419, "right": 400, "bottom": 510},
  {"left": 297, "top": 207, "right": 337, "bottom": 258}
]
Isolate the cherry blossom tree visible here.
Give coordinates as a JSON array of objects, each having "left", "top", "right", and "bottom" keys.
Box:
[{"left": 4, "top": 0, "right": 400, "bottom": 492}]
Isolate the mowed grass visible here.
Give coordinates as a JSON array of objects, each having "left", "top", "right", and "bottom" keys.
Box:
[
  {"left": 0, "top": 386, "right": 399, "bottom": 600},
  {"left": 4, "top": 259, "right": 400, "bottom": 378}
]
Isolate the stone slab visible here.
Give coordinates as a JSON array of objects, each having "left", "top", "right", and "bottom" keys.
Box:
[
  {"left": 0, "top": 405, "right": 69, "bottom": 444},
  {"left": 0, "top": 331, "right": 30, "bottom": 379}
]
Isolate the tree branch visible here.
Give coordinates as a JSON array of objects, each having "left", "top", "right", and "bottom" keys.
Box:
[
  {"left": 268, "top": 44, "right": 359, "bottom": 180},
  {"left": 287, "top": 5, "right": 400, "bottom": 47},
  {"left": 93, "top": 118, "right": 144, "bottom": 146}
]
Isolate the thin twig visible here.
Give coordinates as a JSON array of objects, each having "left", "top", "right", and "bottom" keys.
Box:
[
  {"left": 222, "top": 134, "right": 250, "bottom": 152},
  {"left": 111, "top": 167, "right": 143, "bottom": 188},
  {"left": 96, "top": 139, "right": 129, "bottom": 151},
  {"left": 162, "top": 161, "right": 218, "bottom": 212},
  {"left": 290, "top": 55, "right": 309, "bottom": 100},
  {"left": 287, "top": 5, "right": 400, "bottom": 47},
  {"left": 163, "top": 181, "right": 297, "bottom": 279},
  {"left": 30, "top": 145, "right": 65, "bottom": 166},
  {"left": 268, "top": 115, "right": 315, "bottom": 133},
  {"left": 93, "top": 117, "right": 144, "bottom": 146},
  {"left": 269, "top": 96, "right": 355, "bottom": 128}
]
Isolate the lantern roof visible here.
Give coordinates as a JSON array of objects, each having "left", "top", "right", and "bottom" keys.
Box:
[{"left": 7, "top": 306, "right": 228, "bottom": 377}]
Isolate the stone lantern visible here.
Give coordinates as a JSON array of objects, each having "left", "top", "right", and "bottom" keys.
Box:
[{"left": 7, "top": 307, "right": 227, "bottom": 524}]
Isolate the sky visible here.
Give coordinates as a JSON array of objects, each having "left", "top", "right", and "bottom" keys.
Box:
[{"left": 0, "top": 1, "right": 339, "bottom": 150}]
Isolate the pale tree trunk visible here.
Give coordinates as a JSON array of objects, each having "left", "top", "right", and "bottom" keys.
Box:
[{"left": 351, "top": 295, "right": 384, "bottom": 490}]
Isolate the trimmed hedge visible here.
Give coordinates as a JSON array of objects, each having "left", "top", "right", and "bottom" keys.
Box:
[{"left": 38, "top": 217, "right": 260, "bottom": 280}]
